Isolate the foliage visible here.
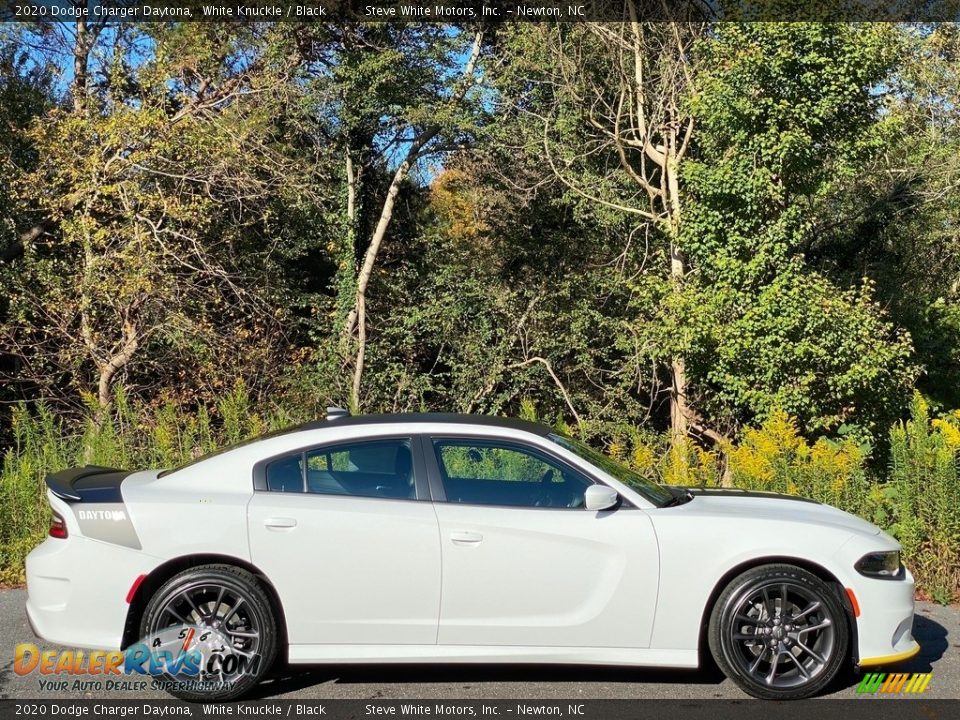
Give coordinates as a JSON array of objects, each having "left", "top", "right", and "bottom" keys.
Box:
[
  {"left": 0, "top": 43, "right": 51, "bottom": 246},
  {"left": 601, "top": 427, "right": 721, "bottom": 489},
  {"left": 676, "top": 272, "right": 917, "bottom": 436},
  {"left": 2, "top": 21, "right": 960, "bottom": 599},
  {"left": 583, "top": 404, "right": 956, "bottom": 602},
  {"left": 725, "top": 410, "right": 876, "bottom": 517},
  {"left": 683, "top": 23, "right": 899, "bottom": 285},
  {"left": 677, "top": 23, "right": 916, "bottom": 437},
  {"left": 2, "top": 24, "right": 331, "bottom": 419},
  {"left": 819, "top": 25, "right": 960, "bottom": 412},
  {"left": 1, "top": 383, "right": 957, "bottom": 601},
  {"left": 888, "top": 393, "right": 960, "bottom": 604}
]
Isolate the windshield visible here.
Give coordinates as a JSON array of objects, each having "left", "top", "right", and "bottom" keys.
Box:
[{"left": 548, "top": 434, "right": 675, "bottom": 507}]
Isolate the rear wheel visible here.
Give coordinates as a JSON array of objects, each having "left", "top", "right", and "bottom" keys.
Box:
[
  {"left": 140, "top": 564, "right": 277, "bottom": 701},
  {"left": 708, "top": 564, "right": 848, "bottom": 700}
]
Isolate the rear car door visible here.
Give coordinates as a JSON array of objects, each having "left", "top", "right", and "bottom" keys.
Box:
[
  {"left": 427, "top": 435, "right": 660, "bottom": 649},
  {"left": 247, "top": 436, "right": 441, "bottom": 645}
]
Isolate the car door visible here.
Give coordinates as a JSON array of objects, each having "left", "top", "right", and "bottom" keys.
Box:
[
  {"left": 247, "top": 436, "right": 441, "bottom": 646},
  {"left": 427, "top": 436, "right": 659, "bottom": 649}
]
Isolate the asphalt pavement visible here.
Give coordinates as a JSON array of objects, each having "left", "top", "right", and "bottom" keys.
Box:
[{"left": 0, "top": 588, "right": 956, "bottom": 701}]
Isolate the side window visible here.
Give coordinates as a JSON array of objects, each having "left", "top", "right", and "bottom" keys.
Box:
[
  {"left": 265, "top": 454, "right": 304, "bottom": 493},
  {"left": 264, "top": 439, "right": 417, "bottom": 500},
  {"left": 433, "top": 440, "right": 591, "bottom": 509},
  {"left": 307, "top": 439, "right": 415, "bottom": 499}
]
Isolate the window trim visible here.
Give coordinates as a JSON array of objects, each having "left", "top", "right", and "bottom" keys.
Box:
[
  {"left": 424, "top": 435, "right": 634, "bottom": 510},
  {"left": 252, "top": 434, "right": 429, "bottom": 502}
]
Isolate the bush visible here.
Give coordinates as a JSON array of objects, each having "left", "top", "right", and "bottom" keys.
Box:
[
  {"left": 0, "top": 403, "right": 69, "bottom": 586},
  {"left": 725, "top": 410, "right": 879, "bottom": 522},
  {"left": 887, "top": 393, "right": 960, "bottom": 604}
]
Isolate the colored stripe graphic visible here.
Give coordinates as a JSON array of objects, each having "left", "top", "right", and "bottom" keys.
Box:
[
  {"left": 857, "top": 673, "right": 886, "bottom": 693},
  {"left": 856, "top": 672, "right": 932, "bottom": 695}
]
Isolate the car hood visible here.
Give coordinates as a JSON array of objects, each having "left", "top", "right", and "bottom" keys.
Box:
[{"left": 671, "top": 487, "right": 883, "bottom": 537}]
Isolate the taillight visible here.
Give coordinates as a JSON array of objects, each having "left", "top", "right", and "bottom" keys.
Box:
[{"left": 49, "top": 511, "right": 68, "bottom": 539}]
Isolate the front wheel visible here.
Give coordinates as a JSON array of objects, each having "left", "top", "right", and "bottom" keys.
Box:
[
  {"left": 708, "top": 564, "right": 849, "bottom": 700},
  {"left": 139, "top": 564, "right": 278, "bottom": 701}
]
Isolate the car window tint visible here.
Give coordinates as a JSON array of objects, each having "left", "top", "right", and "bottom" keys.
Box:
[
  {"left": 305, "top": 439, "right": 416, "bottom": 500},
  {"left": 265, "top": 454, "right": 304, "bottom": 493},
  {"left": 433, "top": 440, "right": 591, "bottom": 509}
]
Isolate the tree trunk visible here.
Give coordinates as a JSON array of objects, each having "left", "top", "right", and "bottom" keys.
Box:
[
  {"left": 342, "top": 29, "right": 483, "bottom": 411},
  {"left": 95, "top": 320, "right": 139, "bottom": 420},
  {"left": 72, "top": 9, "right": 89, "bottom": 112},
  {"left": 81, "top": 321, "right": 137, "bottom": 463},
  {"left": 665, "top": 113, "right": 689, "bottom": 440},
  {"left": 337, "top": 148, "right": 359, "bottom": 352},
  {"left": 346, "top": 143, "right": 426, "bottom": 411}
]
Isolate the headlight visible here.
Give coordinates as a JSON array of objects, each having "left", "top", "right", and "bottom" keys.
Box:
[{"left": 855, "top": 550, "right": 904, "bottom": 579}]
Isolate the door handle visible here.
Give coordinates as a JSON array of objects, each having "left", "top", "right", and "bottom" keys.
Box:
[
  {"left": 450, "top": 531, "right": 483, "bottom": 545},
  {"left": 264, "top": 517, "right": 297, "bottom": 529}
]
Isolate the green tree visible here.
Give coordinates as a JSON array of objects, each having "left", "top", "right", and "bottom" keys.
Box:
[
  {"left": 677, "top": 23, "right": 917, "bottom": 437},
  {"left": 1, "top": 23, "right": 324, "bottom": 420},
  {"left": 0, "top": 33, "right": 55, "bottom": 439},
  {"left": 483, "top": 10, "right": 707, "bottom": 438},
  {"left": 292, "top": 25, "right": 488, "bottom": 411},
  {"left": 810, "top": 26, "right": 960, "bottom": 412}
]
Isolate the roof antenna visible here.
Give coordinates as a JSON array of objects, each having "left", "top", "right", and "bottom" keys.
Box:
[{"left": 326, "top": 406, "right": 350, "bottom": 421}]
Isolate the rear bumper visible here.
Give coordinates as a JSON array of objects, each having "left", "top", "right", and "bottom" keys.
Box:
[
  {"left": 25, "top": 534, "right": 156, "bottom": 650},
  {"left": 852, "top": 567, "right": 919, "bottom": 667}
]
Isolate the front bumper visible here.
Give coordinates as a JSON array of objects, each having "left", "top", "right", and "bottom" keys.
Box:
[
  {"left": 25, "top": 534, "right": 155, "bottom": 650},
  {"left": 852, "top": 566, "right": 919, "bottom": 667}
]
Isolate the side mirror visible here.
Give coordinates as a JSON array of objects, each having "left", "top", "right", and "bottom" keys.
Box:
[{"left": 584, "top": 485, "right": 619, "bottom": 511}]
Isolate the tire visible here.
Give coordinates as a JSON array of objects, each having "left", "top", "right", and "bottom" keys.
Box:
[
  {"left": 139, "top": 564, "right": 278, "bottom": 701},
  {"left": 708, "top": 564, "right": 848, "bottom": 700}
]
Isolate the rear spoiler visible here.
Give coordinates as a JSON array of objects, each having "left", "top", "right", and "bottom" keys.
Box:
[{"left": 46, "top": 465, "right": 131, "bottom": 503}]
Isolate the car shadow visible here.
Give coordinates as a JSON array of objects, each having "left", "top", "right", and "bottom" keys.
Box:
[
  {"left": 895, "top": 611, "right": 950, "bottom": 673},
  {"left": 829, "top": 611, "right": 950, "bottom": 694},
  {"left": 249, "top": 612, "right": 951, "bottom": 701},
  {"left": 248, "top": 662, "right": 726, "bottom": 699}
]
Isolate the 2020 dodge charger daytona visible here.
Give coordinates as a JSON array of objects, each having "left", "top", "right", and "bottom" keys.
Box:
[{"left": 26, "top": 412, "right": 918, "bottom": 700}]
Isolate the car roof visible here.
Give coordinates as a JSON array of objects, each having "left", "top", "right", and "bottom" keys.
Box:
[
  {"left": 291, "top": 413, "right": 553, "bottom": 437},
  {"left": 158, "top": 413, "right": 555, "bottom": 479}
]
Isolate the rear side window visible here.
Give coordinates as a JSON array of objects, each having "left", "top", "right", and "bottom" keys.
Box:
[
  {"left": 263, "top": 439, "right": 416, "bottom": 500},
  {"left": 265, "top": 454, "right": 304, "bottom": 493},
  {"left": 432, "top": 439, "right": 591, "bottom": 509}
]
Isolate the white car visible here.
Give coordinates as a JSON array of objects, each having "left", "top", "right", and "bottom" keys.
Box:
[{"left": 26, "top": 412, "right": 918, "bottom": 700}]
